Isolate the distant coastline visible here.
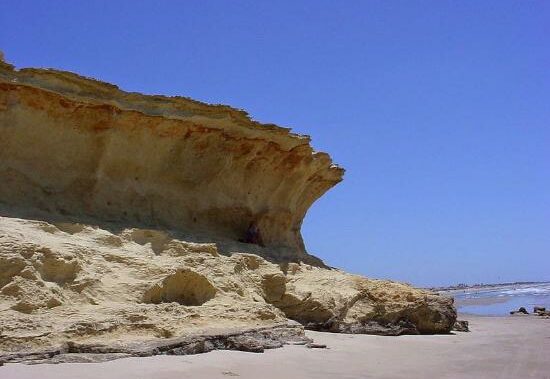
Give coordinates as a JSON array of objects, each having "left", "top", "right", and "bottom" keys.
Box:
[
  {"left": 427, "top": 280, "right": 550, "bottom": 293},
  {"left": 433, "top": 281, "right": 550, "bottom": 316}
]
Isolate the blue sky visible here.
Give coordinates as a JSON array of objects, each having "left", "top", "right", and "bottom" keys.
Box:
[{"left": 2, "top": 1, "right": 549, "bottom": 286}]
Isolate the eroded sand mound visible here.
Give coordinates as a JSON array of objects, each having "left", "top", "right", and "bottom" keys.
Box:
[{"left": 0, "top": 215, "right": 455, "bottom": 363}]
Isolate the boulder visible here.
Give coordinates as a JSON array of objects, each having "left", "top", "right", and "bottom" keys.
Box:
[
  {"left": 271, "top": 264, "right": 455, "bottom": 335},
  {"left": 510, "top": 307, "right": 529, "bottom": 315},
  {"left": 452, "top": 320, "right": 470, "bottom": 332}
]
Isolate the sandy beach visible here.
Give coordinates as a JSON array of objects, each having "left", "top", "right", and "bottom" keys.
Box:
[{"left": 2, "top": 315, "right": 549, "bottom": 379}]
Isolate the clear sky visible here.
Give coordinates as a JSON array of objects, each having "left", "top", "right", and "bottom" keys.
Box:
[{"left": 2, "top": 1, "right": 549, "bottom": 286}]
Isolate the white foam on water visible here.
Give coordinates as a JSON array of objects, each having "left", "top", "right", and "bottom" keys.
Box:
[
  {"left": 453, "top": 282, "right": 550, "bottom": 315},
  {"left": 501, "top": 287, "right": 549, "bottom": 296},
  {"left": 453, "top": 283, "right": 550, "bottom": 300}
]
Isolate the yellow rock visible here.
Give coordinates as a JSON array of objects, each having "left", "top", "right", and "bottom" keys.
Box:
[
  {"left": 0, "top": 59, "right": 455, "bottom": 360},
  {"left": 0, "top": 60, "right": 342, "bottom": 263}
]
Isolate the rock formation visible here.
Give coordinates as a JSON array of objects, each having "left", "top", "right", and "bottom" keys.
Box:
[
  {"left": 0, "top": 55, "right": 456, "bottom": 364},
  {"left": 0, "top": 54, "right": 342, "bottom": 264}
]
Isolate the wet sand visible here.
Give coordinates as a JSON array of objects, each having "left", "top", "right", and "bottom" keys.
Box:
[{"left": 2, "top": 315, "right": 549, "bottom": 379}]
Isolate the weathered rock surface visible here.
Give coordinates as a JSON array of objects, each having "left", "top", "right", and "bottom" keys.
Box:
[
  {"left": 0, "top": 55, "right": 342, "bottom": 263},
  {"left": 276, "top": 263, "right": 455, "bottom": 335},
  {"left": 2, "top": 321, "right": 309, "bottom": 365},
  {"left": 452, "top": 320, "right": 470, "bottom": 332},
  {"left": 0, "top": 215, "right": 456, "bottom": 363},
  {"left": 0, "top": 56, "right": 456, "bottom": 363}
]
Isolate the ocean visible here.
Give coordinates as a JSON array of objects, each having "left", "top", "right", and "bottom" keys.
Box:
[{"left": 449, "top": 282, "right": 550, "bottom": 316}]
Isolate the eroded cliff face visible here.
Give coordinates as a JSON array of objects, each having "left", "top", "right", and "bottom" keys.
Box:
[
  {"left": 0, "top": 215, "right": 455, "bottom": 364},
  {"left": 0, "top": 57, "right": 343, "bottom": 262},
  {"left": 0, "top": 56, "right": 457, "bottom": 363}
]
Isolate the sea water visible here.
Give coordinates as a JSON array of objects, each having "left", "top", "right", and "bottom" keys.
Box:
[{"left": 450, "top": 282, "right": 550, "bottom": 316}]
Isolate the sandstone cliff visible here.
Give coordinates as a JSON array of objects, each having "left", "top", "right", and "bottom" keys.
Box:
[
  {"left": 0, "top": 55, "right": 342, "bottom": 263},
  {"left": 0, "top": 56, "right": 456, "bottom": 364}
]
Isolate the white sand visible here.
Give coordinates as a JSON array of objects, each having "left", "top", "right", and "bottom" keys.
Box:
[{"left": 2, "top": 315, "right": 549, "bottom": 379}]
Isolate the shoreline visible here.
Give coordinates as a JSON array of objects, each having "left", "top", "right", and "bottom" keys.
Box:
[
  {"left": 429, "top": 280, "right": 550, "bottom": 293},
  {"left": 2, "top": 315, "right": 549, "bottom": 379}
]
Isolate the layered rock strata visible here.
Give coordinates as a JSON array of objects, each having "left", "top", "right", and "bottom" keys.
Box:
[
  {"left": 0, "top": 56, "right": 456, "bottom": 363},
  {"left": 0, "top": 56, "right": 342, "bottom": 262}
]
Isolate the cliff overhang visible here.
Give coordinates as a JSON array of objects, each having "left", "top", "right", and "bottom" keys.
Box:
[{"left": 0, "top": 57, "right": 343, "bottom": 263}]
